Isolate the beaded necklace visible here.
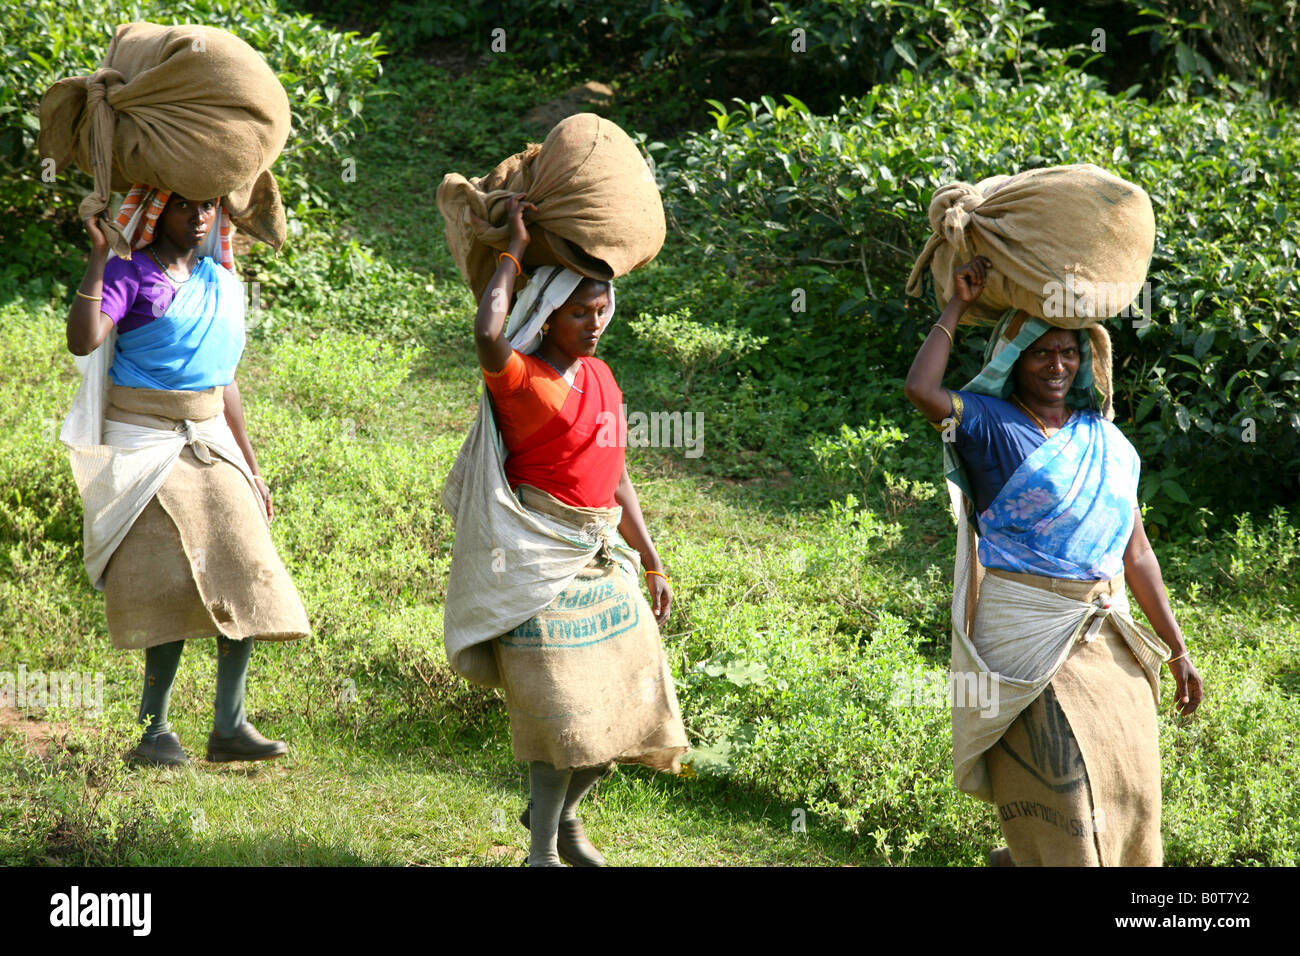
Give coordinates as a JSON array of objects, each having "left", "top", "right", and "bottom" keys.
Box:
[{"left": 146, "top": 246, "right": 192, "bottom": 286}]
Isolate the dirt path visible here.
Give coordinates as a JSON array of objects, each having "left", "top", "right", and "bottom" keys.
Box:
[{"left": 0, "top": 707, "right": 70, "bottom": 759}]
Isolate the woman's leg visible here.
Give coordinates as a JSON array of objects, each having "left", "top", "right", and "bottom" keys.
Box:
[
  {"left": 561, "top": 765, "right": 605, "bottom": 821},
  {"left": 208, "top": 636, "right": 287, "bottom": 762},
  {"left": 527, "top": 761, "right": 571, "bottom": 867},
  {"left": 520, "top": 763, "right": 610, "bottom": 866},
  {"left": 127, "top": 640, "right": 190, "bottom": 766},
  {"left": 556, "top": 764, "right": 609, "bottom": 866},
  {"left": 212, "top": 635, "right": 254, "bottom": 736},
  {"left": 137, "top": 640, "right": 185, "bottom": 739}
]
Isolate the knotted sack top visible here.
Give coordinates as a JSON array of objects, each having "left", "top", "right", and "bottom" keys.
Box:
[
  {"left": 906, "top": 164, "right": 1156, "bottom": 328},
  {"left": 39, "top": 21, "right": 291, "bottom": 256},
  {"left": 437, "top": 112, "right": 665, "bottom": 300}
]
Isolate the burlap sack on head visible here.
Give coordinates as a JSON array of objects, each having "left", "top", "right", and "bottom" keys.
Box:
[
  {"left": 437, "top": 113, "right": 665, "bottom": 300},
  {"left": 905, "top": 164, "right": 1155, "bottom": 328},
  {"left": 38, "top": 21, "right": 291, "bottom": 256}
]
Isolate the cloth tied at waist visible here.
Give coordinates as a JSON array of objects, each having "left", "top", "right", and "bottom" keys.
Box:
[
  {"left": 985, "top": 567, "right": 1119, "bottom": 646},
  {"left": 64, "top": 382, "right": 262, "bottom": 589},
  {"left": 106, "top": 403, "right": 221, "bottom": 463},
  {"left": 951, "top": 567, "right": 1167, "bottom": 802},
  {"left": 516, "top": 482, "right": 623, "bottom": 560}
]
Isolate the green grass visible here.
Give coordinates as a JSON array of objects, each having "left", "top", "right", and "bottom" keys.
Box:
[{"left": 2, "top": 48, "right": 1298, "bottom": 867}]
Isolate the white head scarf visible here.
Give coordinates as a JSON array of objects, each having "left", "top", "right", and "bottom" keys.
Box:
[{"left": 504, "top": 266, "right": 616, "bottom": 355}]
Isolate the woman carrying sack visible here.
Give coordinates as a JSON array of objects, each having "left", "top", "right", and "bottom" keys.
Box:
[
  {"left": 442, "top": 194, "right": 687, "bottom": 867},
  {"left": 903, "top": 256, "right": 1203, "bottom": 866},
  {"left": 63, "top": 186, "right": 310, "bottom": 767}
]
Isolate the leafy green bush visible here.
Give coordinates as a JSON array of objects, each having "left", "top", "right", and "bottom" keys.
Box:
[
  {"left": 302, "top": 0, "right": 1077, "bottom": 121},
  {"left": 256, "top": 334, "right": 421, "bottom": 423},
  {"left": 628, "top": 307, "right": 766, "bottom": 400},
  {"left": 809, "top": 421, "right": 907, "bottom": 504},
  {"left": 1129, "top": 0, "right": 1300, "bottom": 100},
  {"left": 662, "top": 510, "right": 990, "bottom": 857}
]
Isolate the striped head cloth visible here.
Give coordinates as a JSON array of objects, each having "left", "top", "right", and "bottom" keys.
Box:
[{"left": 113, "top": 185, "right": 235, "bottom": 272}]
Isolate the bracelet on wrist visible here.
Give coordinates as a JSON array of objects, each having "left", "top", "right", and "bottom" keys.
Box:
[{"left": 644, "top": 569, "right": 670, "bottom": 585}]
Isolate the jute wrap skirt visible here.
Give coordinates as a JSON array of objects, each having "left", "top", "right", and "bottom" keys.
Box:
[{"left": 102, "top": 385, "right": 310, "bottom": 650}]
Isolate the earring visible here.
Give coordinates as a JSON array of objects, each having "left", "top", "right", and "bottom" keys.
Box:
[{"left": 542, "top": 323, "right": 550, "bottom": 334}]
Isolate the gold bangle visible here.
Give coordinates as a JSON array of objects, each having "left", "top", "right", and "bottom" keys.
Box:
[
  {"left": 930, "top": 323, "right": 954, "bottom": 346},
  {"left": 1166, "top": 650, "right": 1189, "bottom": 668},
  {"left": 498, "top": 251, "right": 522, "bottom": 276},
  {"left": 75, "top": 290, "right": 103, "bottom": 301},
  {"left": 644, "top": 569, "right": 670, "bottom": 585}
]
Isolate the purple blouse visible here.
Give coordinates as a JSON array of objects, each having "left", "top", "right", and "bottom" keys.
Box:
[{"left": 99, "top": 254, "right": 178, "bottom": 335}]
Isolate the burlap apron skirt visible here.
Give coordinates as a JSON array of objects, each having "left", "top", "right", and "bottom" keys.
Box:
[
  {"left": 102, "top": 385, "right": 311, "bottom": 650},
  {"left": 981, "top": 568, "right": 1161, "bottom": 866},
  {"left": 492, "top": 486, "right": 689, "bottom": 772}
]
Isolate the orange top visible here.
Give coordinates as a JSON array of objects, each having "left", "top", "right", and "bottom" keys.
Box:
[
  {"left": 482, "top": 350, "right": 626, "bottom": 508},
  {"left": 482, "top": 350, "right": 574, "bottom": 448}
]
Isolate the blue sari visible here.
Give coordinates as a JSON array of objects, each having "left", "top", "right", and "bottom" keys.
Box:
[
  {"left": 110, "top": 256, "right": 244, "bottom": 391},
  {"left": 976, "top": 411, "right": 1139, "bottom": 579},
  {"left": 939, "top": 313, "right": 1139, "bottom": 581}
]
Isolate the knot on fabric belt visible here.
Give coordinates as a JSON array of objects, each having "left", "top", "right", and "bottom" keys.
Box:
[
  {"left": 1078, "top": 594, "right": 1115, "bottom": 644},
  {"left": 178, "top": 419, "right": 216, "bottom": 464},
  {"left": 575, "top": 519, "right": 618, "bottom": 561}
]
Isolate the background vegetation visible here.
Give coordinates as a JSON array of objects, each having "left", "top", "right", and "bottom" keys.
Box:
[{"left": 1, "top": 0, "right": 1296, "bottom": 865}]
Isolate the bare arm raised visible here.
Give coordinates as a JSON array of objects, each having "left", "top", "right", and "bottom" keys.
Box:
[
  {"left": 474, "top": 194, "right": 534, "bottom": 374},
  {"left": 902, "top": 255, "right": 991, "bottom": 422},
  {"left": 66, "top": 217, "right": 116, "bottom": 356}
]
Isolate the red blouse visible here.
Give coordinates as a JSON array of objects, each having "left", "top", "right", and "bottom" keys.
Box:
[{"left": 482, "top": 351, "right": 626, "bottom": 508}]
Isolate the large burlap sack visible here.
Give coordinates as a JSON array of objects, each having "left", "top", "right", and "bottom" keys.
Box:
[
  {"left": 38, "top": 21, "right": 291, "bottom": 256},
  {"left": 437, "top": 113, "right": 665, "bottom": 300},
  {"left": 493, "top": 559, "right": 688, "bottom": 772},
  {"left": 905, "top": 164, "right": 1155, "bottom": 328}
]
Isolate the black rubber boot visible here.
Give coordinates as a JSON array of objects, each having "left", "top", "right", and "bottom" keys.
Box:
[
  {"left": 205, "top": 721, "right": 287, "bottom": 763},
  {"left": 125, "top": 731, "right": 191, "bottom": 767},
  {"left": 519, "top": 806, "right": 608, "bottom": 867}
]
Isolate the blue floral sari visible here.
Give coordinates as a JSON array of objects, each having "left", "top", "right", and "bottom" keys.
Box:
[{"left": 976, "top": 411, "right": 1139, "bottom": 579}]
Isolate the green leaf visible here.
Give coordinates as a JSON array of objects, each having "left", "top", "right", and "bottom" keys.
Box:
[
  {"left": 1193, "top": 329, "right": 1215, "bottom": 360},
  {"left": 1161, "top": 480, "right": 1192, "bottom": 504},
  {"left": 722, "top": 660, "right": 770, "bottom": 687},
  {"left": 892, "top": 39, "right": 918, "bottom": 68},
  {"left": 1135, "top": 392, "right": 1158, "bottom": 422},
  {"left": 685, "top": 741, "right": 734, "bottom": 776}
]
